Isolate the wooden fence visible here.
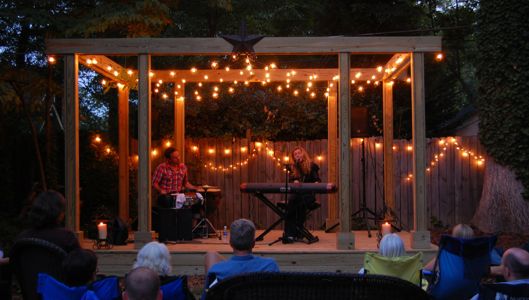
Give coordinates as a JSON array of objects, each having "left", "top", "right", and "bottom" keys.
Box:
[{"left": 150, "top": 136, "right": 485, "bottom": 231}]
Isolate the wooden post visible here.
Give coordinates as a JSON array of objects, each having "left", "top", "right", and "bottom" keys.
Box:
[
  {"left": 118, "top": 86, "right": 130, "bottom": 222},
  {"left": 63, "top": 54, "right": 82, "bottom": 239},
  {"left": 174, "top": 85, "right": 185, "bottom": 161},
  {"left": 135, "top": 54, "right": 153, "bottom": 248},
  {"left": 326, "top": 82, "right": 339, "bottom": 231},
  {"left": 382, "top": 81, "right": 395, "bottom": 219},
  {"left": 337, "top": 53, "right": 355, "bottom": 249},
  {"left": 411, "top": 52, "right": 430, "bottom": 249}
]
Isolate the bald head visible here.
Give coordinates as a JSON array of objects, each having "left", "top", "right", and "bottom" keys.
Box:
[
  {"left": 502, "top": 248, "right": 529, "bottom": 281},
  {"left": 123, "top": 267, "right": 162, "bottom": 300}
]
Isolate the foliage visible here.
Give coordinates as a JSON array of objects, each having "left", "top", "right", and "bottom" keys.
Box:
[
  {"left": 79, "top": 131, "right": 119, "bottom": 227},
  {"left": 184, "top": 83, "right": 328, "bottom": 140},
  {"left": 476, "top": 0, "right": 529, "bottom": 199}
]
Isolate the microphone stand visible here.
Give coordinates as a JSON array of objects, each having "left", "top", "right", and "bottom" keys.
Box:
[{"left": 268, "top": 163, "right": 291, "bottom": 246}]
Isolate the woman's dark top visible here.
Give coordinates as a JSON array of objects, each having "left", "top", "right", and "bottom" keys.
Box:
[
  {"left": 16, "top": 227, "right": 81, "bottom": 253},
  {"left": 290, "top": 162, "right": 321, "bottom": 183}
]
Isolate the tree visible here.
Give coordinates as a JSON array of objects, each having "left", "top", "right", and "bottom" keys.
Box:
[{"left": 472, "top": 0, "right": 529, "bottom": 233}]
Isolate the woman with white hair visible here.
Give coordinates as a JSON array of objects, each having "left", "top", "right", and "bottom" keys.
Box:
[
  {"left": 379, "top": 233, "right": 406, "bottom": 258},
  {"left": 359, "top": 233, "right": 407, "bottom": 274},
  {"left": 361, "top": 233, "right": 423, "bottom": 286},
  {"left": 133, "top": 242, "right": 172, "bottom": 277}
]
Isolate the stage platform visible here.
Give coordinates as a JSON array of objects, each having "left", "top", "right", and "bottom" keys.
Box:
[{"left": 84, "top": 230, "right": 437, "bottom": 276}]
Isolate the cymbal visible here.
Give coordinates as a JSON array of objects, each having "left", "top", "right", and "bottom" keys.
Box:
[{"left": 201, "top": 185, "right": 219, "bottom": 189}]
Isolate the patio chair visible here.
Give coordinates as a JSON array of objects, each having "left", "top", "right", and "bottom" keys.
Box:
[
  {"left": 38, "top": 273, "right": 121, "bottom": 300},
  {"left": 363, "top": 252, "right": 424, "bottom": 285},
  {"left": 160, "top": 275, "right": 194, "bottom": 300},
  {"left": 477, "top": 282, "right": 529, "bottom": 300},
  {"left": 428, "top": 235, "right": 497, "bottom": 300},
  {"left": 205, "top": 272, "right": 432, "bottom": 300},
  {"left": 9, "top": 237, "right": 67, "bottom": 300}
]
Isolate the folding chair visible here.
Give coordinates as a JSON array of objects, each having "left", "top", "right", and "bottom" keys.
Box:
[{"left": 428, "top": 235, "right": 497, "bottom": 300}]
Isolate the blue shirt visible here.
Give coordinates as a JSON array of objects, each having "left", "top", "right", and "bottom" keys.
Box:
[{"left": 206, "top": 254, "right": 279, "bottom": 286}]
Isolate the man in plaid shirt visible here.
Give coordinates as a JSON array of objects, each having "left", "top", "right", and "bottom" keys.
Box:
[{"left": 153, "top": 147, "right": 196, "bottom": 208}]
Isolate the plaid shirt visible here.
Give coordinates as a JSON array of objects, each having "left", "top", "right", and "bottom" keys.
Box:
[{"left": 152, "top": 162, "right": 188, "bottom": 193}]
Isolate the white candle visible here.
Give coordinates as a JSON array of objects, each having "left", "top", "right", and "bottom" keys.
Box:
[
  {"left": 381, "top": 222, "right": 392, "bottom": 236},
  {"left": 97, "top": 222, "right": 108, "bottom": 239}
]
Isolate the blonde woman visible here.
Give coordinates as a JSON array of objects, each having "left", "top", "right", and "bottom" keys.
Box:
[{"left": 283, "top": 146, "right": 321, "bottom": 242}]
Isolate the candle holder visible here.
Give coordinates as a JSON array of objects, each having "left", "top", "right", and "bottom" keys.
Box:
[{"left": 92, "top": 238, "right": 113, "bottom": 250}]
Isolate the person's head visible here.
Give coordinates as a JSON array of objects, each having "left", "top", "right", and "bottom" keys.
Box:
[
  {"left": 123, "top": 267, "right": 162, "bottom": 300},
  {"left": 452, "top": 224, "right": 474, "bottom": 239},
  {"left": 28, "top": 190, "right": 66, "bottom": 229},
  {"left": 501, "top": 248, "right": 529, "bottom": 281},
  {"left": 164, "top": 147, "right": 180, "bottom": 165},
  {"left": 291, "top": 146, "right": 310, "bottom": 164},
  {"left": 229, "top": 219, "right": 256, "bottom": 252},
  {"left": 61, "top": 249, "right": 98, "bottom": 286},
  {"left": 133, "top": 242, "right": 172, "bottom": 276},
  {"left": 379, "top": 233, "right": 406, "bottom": 258}
]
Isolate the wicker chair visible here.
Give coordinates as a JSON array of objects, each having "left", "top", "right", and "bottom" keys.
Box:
[
  {"left": 205, "top": 272, "right": 432, "bottom": 300},
  {"left": 9, "top": 238, "right": 68, "bottom": 300}
]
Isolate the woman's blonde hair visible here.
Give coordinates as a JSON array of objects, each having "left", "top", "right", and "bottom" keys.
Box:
[
  {"left": 452, "top": 224, "right": 474, "bottom": 239},
  {"left": 291, "top": 146, "right": 312, "bottom": 178}
]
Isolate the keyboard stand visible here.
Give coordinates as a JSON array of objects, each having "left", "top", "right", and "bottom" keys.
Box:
[{"left": 251, "top": 192, "right": 319, "bottom": 244}]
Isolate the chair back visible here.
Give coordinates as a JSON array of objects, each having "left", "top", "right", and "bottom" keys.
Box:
[
  {"left": 10, "top": 238, "right": 67, "bottom": 300},
  {"left": 363, "top": 252, "right": 423, "bottom": 285},
  {"left": 205, "top": 272, "right": 432, "bottom": 300},
  {"left": 478, "top": 282, "right": 529, "bottom": 300},
  {"left": 38, "top": 273, "right": 120, "bottom": 300},
  {"left": 429, "top": 235, "right": 497, "bottom": 300},
  {"left": 37, "top": 273, "right": 99, "bottom": 300},
  {"left": 161, "top": 275, "right": 193, "bottom": 300},
  {"left": 90, "top": 276, "right": 121, "bottom": 300}
]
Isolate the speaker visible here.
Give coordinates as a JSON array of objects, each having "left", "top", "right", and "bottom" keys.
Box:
[
  {"left": 351, "top": 107, "right": 369, "bottom": 138},
  {"left": 176, "top": 208, "right": 193, "bottom": 241},
  {"left": 109, "top": 217, "right": 129, "bottom": 245},
  {"left": 158, "top": 208, "right": 178, "bottom": 242}
]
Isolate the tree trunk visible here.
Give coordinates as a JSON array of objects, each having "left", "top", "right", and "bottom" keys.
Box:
[{"left": 472, "top": 158, "right": 529, "bottom": 233}]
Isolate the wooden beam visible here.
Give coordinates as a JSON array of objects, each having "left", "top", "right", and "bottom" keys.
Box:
[
  {"left": 77, "top": 56, "right": 381, "bottom": 83},
  {"left": 152, "top": 68, "right": 379, "bottom": 83},
  {"left": 118, "top": 86, "right": 130, "bottom": 223},
  {"left": 382, "top": 53, "right": 411, "bottom": 81},
  {"left": 174, "top": 86, "right": 185, "bottom": 162},
  {"left": 79, "top": 55, "right": 132, "bottom": 83},
  {"left": 326, "top": 82, "right": 339, "bottom": 231},
  {"left": 337, "top": 53, "right": 354, "bottom": 250},
  {"left": 411, "top": 52, "right": 430, "bottom": 249},
  {"left": 382, "top": 81, "right": 395, "bottom": 219},
  {"left": 63, "top": 54, "right": 82, "bottom": 238},
  {"left": 47, "top": 36, "right": 442, "bottom": 55},
  {"left": 135, "top": 54, "right": 153, "bottom": 248}
]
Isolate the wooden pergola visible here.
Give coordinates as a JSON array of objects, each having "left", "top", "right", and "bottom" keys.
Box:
[{"left": 46, "top": 36, "right": 441, "bottom": 250}]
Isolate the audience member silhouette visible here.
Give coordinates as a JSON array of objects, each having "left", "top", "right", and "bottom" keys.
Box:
[
  {"left": 204, "top": 219, "right": 279, "bottom": 291},
  {"left": 123, "top": 267, "right": 163, "bottom": 300},
  {"left": 16, "top": 190, "right": 80, "bottom": 253}
]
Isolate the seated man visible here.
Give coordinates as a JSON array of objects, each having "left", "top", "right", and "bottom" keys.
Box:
[
  {"left": 204, "top": 219, "right": 279, "bottom": 290},
  {"left": 123, "top": 267, "right": 163, "bottom": 300},
  {"left": 472, "top": 247, "right": 529, "bottom": 300}
]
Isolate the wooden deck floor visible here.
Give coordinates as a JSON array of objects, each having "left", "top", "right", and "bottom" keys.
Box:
[{"left": 84, "top": 230, "right": 437, "bottom": 276}]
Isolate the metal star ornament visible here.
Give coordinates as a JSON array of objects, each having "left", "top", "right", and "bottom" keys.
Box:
[{"left": 221, "top": 21, "right": 264, "bottom": 61}]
